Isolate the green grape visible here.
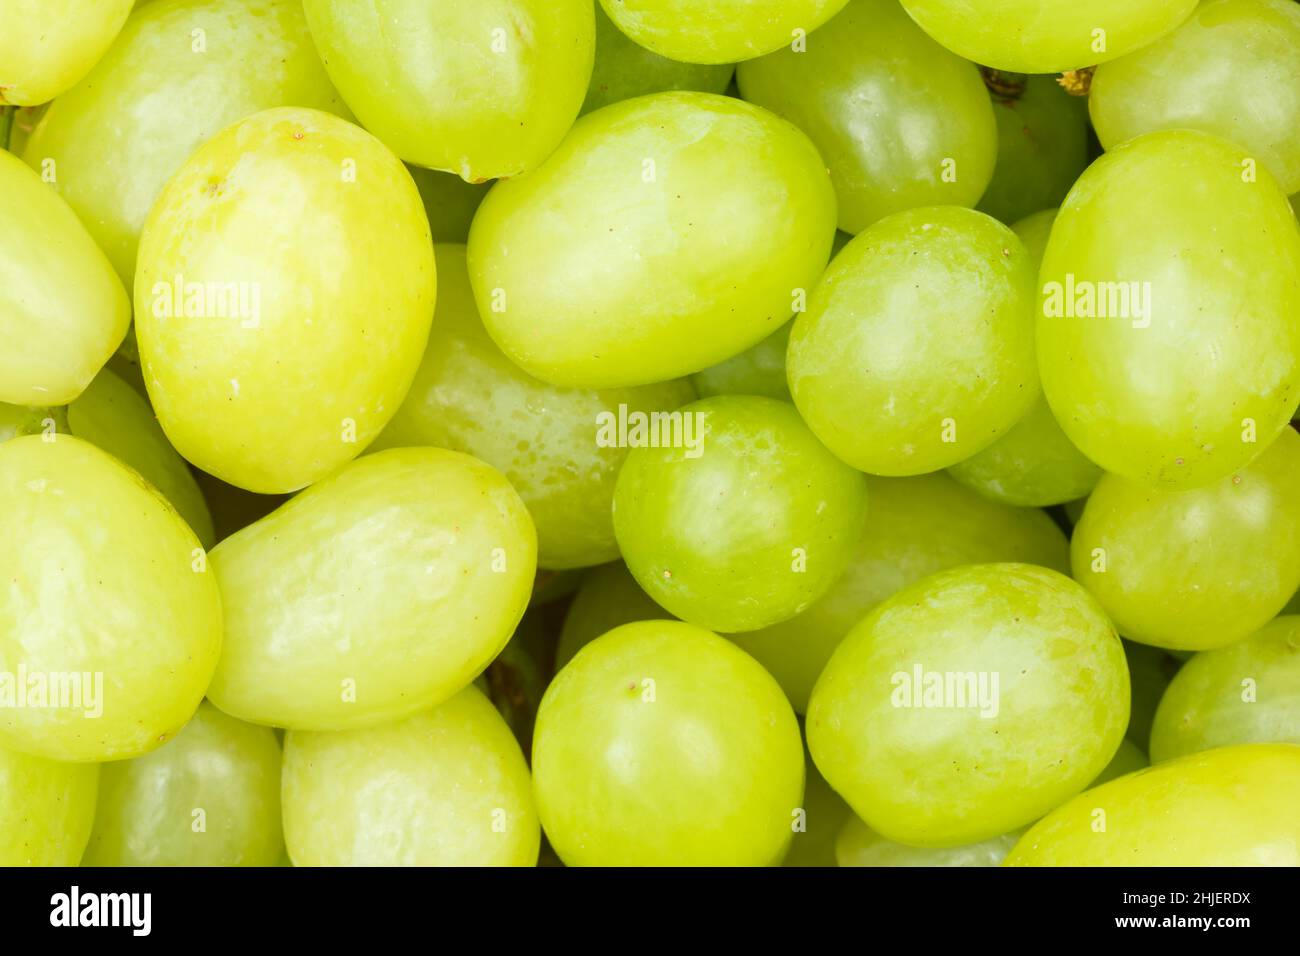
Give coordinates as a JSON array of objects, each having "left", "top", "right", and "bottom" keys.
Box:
[
  {"left": 1124, "top": 640, "right": 1182, "bottom": 747},
  {"left": 784, "top": 753, "right": 852, "bottom": 867},
  {"left": 283, "top": 687, "right": 539, "bottom": 866},
  {"left": 1009, "top": 207, "right": 1057, "bottom": 261},
  {"left": 1150, "top": 617, "right": 1300, "bottom": 762},
  {"left": 836, "top": 815, "right": 1020, "bottom": 867},
  {"left": 207, "top": 447, "right": 536, "bottom": 731},
  {"left": 0, "top": 744, "right": 98, "bottom": 865},
  {"left": 407, "top": 166, "right": 489, "bottom": 244},
  {"left": 1005, "top": 743, "right": 1300, "bottom": 865},
  {"left": 1090, "top": 0, "right": 1300, "bottom": 195},
  {"left": 22, "top": 0, "right": 351, "bottom": 285},
  {"left": 1072, "top": 428, "right": 1300, "bottom": 651},
  {"left": 134, "top": 107, "right": 435, "bottom": 494},
  {"left": 301, "top": 0, "right": 593, "bottom": 181},
  {"left": 730, "top": 473, "right": 1069, "bottom": 713},
  {"left": 613, "top": 395, "right": 869, "bottom": 633},
  {"left": 977, "top": 74, "right": 1090, "bottom": 225},
  {"left": 898, "top": 0, "right": 1199, "bottom": 73},
  {"left": 467, "top": 91, "right": 837, "bottom": 389},
  {"left": 737, "top": 0, "right": 997, "bottom": 234},
  {"left": 556, "top": 562, "right": 673, "bottom": 671},
  {"left": 0, "top": 435, "right": 222, "bottom": 762},
  {"left": 583, "top": 3, "right": 734, "bottom": 114},
  {"left": 1038, "top": 129, "right": 1300, "bottom": 488},
  {"left": 598, "top": 0, "right": 849, "bottom": 65},
  {"left": 373, "top": 244, "right": 695, "bottom": 570},
  {"left": 1090, "top": 738, "right": 1149, "bottom": 786},
  {"left": 63, "top": 368, "right": 215, "bottom": 549},
  {"left": 0, "top": 148, "right": 129, "bottom": 406},
  {"left": 690, "top": 324, "right": 791, "bottom": 401},
  {"left": 788, "top": 206, "right": 1038, "bottom": 475},
  {"left": 0, "top": 0, "right": 132, "bottom": 105},
  {"left": 808, "top": 563, "right": 1128, "bottom": 847},
  {"left": 81, "top": 701, "right": 282, "bottom": 866},
  {"left": 532, "top": 620, "right": 804, "bottom": 866}
]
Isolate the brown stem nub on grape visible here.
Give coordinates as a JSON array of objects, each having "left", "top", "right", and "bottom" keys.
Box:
[
  {"left": 980, "top": 68, "right": 1028, "bottom": 103},
  {"left": 1057, "top": 68, "right": 1095, "bottom": 97}
]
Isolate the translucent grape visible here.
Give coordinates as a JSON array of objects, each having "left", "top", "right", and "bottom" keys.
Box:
[
  {"left": 532, "top": 620, "right": 804, "bottom": 866},
  {"left": 301, "top": 0, "right": 593, "bottom": 181},
  {"left": 283, "top": 688, "right": 539, "bottom": 866},
  {"left": 468, "top": 91, "right": 837, "bottom": 388},
  {"left": 1005, "top": 744, "right": 1300, "bottom": 865},
  {"left": 788, "top": 206, "right": 1038, "bottom": 475},
  {"left": 1090, "top": 0, "right": 1300, "bottom": 195},
  {"left": 808, "top": 563, "right": 1128, "bottom": 846},
  {"left": 0, "top": 435, "right": 223, "bottom": 762},
  {"left": 556, "top": 563, "right": 673, "bottom": 671},
  {"left": 1150, "top": 616, "right": 1300, "bottom": 762},
  {"left": 134, "top": 107, "right": 435, "bottom": 494},
  {"left": 0, "top": 0, "right": 132, "bottom": 105},
  {"left": 207, "top": 447, "right": 536, "bottom": 731},
  {"left": 612, "top": 395, "right": 868, "bottom": 633},
  {"left": 1072, "top": 428, "right": 1300, "bottom": 651},
  {"left": 0, "top": 744, "right": 98, "bottom": 866},
  {"left": 82, "top": 701, "right": 282, "bottom": 866},
  {"left": 837, "top": 816, "right": 1019, "bottom": 867},
  {"left": 0, "top": 148, "right": 129, "bottom": 406},
  {"left": 1037, "top": 129, "right": 1300, "bottom": 488},
  {"left": 373, "top": 244, "right": 695, "bottom": 570},
  {"left": 690, "top": 325, "right": 791, "bottom": 402},
  {"left": 737, "top": 0, "right": 997, "bottom": 234},
  {"left": 898, "top": 0, "right": 1199, "bottom": 73},
  {"left": 22, "top": 0, "right": 351, "bottom": 285}
]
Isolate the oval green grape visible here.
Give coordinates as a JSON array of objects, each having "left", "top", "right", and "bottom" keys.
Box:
[
  {"left": 0, "top": 744, "right": 98, "bottom": 866},
  {"left": 0, "top": 0, "right": 132, "bottom": 105}
]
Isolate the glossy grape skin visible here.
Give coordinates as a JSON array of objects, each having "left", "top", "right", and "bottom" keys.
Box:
[
  {"left": 373, "top": 245, "right": 695, "bottom": 570},
  {"left": 301, "top": 0, "right": 593, "bottom": 181},
  {"left": 613, "top": 396, "right": 869, "bottom": 633},
  {"left": 408, "top": 166, "right": 489, "bottom": 244},
  {"left": 837, "top": 816, "right": 1019, "bottom": 867},
  {"left": 598, "top": 0, "right": 850, "bottom": 65},
  {"left": 0, "top": 435, "right": 223, "bottom": 762},
  {"left": 737, "top": 0, "right": 996, "bottom": 235},
  {"left": 134, "top": 107, "right": 435, "bottom": 494},
  {"left": 468, "top": 91, "right": 837, "bottom": 389},
  {"left": 977, "top": 75, "right": 1090, "bottom": 226},
  {"left": 532, "top": 621, "right": 804, "bottom": 867},
  {"left": 207, "top": 447, "right": 536, "bottom": 731},
  {"left": 1090, "top": 0, "right": 1300, "bottom": 195},
  {"left": 556, "top": 563, "right": 673, "bottom": 671},
  {"left": 22, "top": 0, "right": 350, "bottom": 285},
  {"left": 583, "top": 3, "right": 734, "bottom": 114},
  {"left": 81, "top": 701, "right": 282, "bottom": 866},
  {"left": 729, "top": 473, "right": 1069, "bottom": 713},
  {"left": 1072, "top": 429, "right": 1300, "bottom": 652},
  {"left": 691, "top": 325, "right": 792, "bottom": 401},
  {"left": 0, "top": 0, "right": 132, "bottom": 105},
  {"left": 283, "top": 688, "right": 539, "bottom": 866},
  {"left": 1150, "top": 617, "right": 1300, "bottom": 762},
  {"left": 1038, "top": 130, "right": 1300, "bottom": 489},
  {"left": 808, "top": 563, "right": 1129, "bottom": 847},
  {"left": 0, "top": 745, "right": 98, "bottom": 866},
  {"left": 788, "top": 206, "right": 1039, "bottom": 476},
  {"left": 784, "top": 754, "right": 852, "bottom": 867},
  {"left": 898, "top": 0, "right": 1199, "bottom": 73},
  {"left": 0, "top": 149, "right": 129, "bottom": 406},
  {"left": 1005, "top": 744, "right": 1300, "bottom": 866},
  {"left": 1125, "top": 640, "right": 1182, "bottom": 747}
]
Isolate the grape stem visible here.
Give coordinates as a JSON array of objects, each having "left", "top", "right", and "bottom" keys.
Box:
[
  {"left": 0, "top": 106, "right": 14, "bottom": 153},
  {"left": 980, "top": 68, "right": 1027, "bottom": 104},
  {"left": 1057, "top": 68, "right": 1095, "bottom": 97}
]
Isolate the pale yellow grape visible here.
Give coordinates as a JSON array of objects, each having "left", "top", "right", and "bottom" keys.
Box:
[
  {"left": 0, "top": 745, "right": 98, "bottom": 865},
  {"left": 207, "top": 447, "right": 536, "bottom": 731},
  {"left": 556, "top": 562, "right": 674, "bottom": 671},
  {"left": 730, "top": 473, "right": 1069, "bottom": 712},
  {"left": 134, "top": 107, "right": 435, "bottom": 494},
  {"left": 0, "top": 0, "right": 132, "bottom": 105},
  {"left": 82, "top": 701, "right": 282, "bottom": 866},
  {"left": 1005, "top": 743, "right": 1300, "bottom": 865},
  {"left": 1072, "top": 428, "right": 1300, "bottom": 651},
  {"left": 808, "top": 563, "right": 1128, "bottom": 847},
  {"left": 836, "top": 816, "right": 1019, "bottom": 867},
  {"left": 0, "top": 149, "right": 129, "bottom": 406},
  {"left": 468, "top": 91, "right": 837, "bottom": 388},
  {"left": 302, "top": 0, "right": 593, "bottom": 181},
  {"left": 373, "top": 245, "right": 695, "bottom": 570},
  {"left": 533, "top": 621, "right": 804, "bottom": 866},
  {"left": 0, "top": 435, "right": 223, "bottom": 762},
  {"left": 283, "top": 687, "right": 539, "bottom": 867},
  {"left": 21, "top": 0, "right": 351, "bottom": 284}
]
